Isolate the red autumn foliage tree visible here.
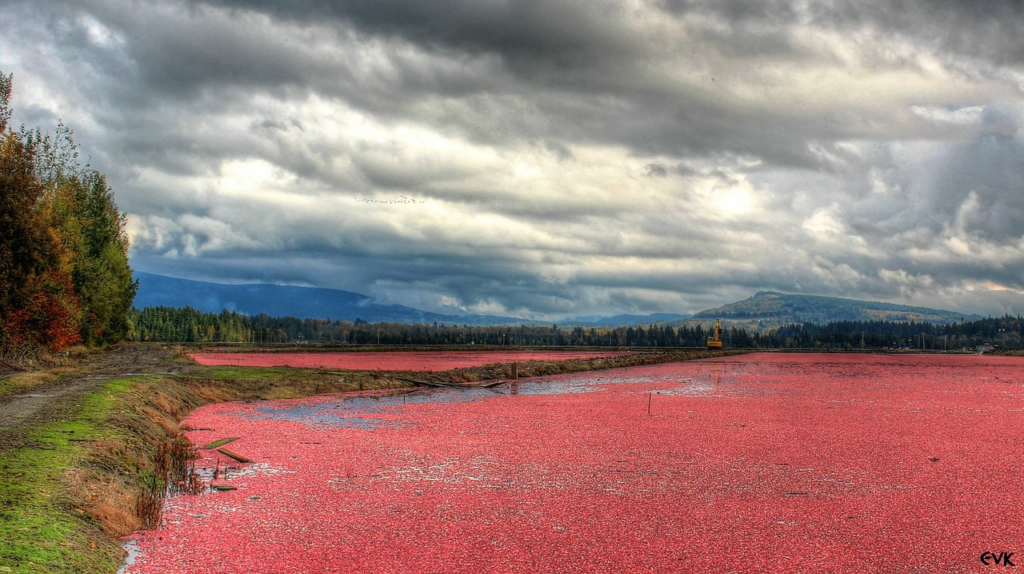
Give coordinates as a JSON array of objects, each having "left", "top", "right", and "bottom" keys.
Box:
[{"left": 6, "top": 269, "right": 82, "bottom": 353}]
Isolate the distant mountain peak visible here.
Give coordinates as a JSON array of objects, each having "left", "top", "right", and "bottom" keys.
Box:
[{"left": 693, "top": 291, "right": 980, "bottom": 328}]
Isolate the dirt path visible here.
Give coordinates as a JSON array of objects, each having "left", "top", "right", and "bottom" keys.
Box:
[{"left": 0, "top": 343, "right": 189, "bottom": 453}]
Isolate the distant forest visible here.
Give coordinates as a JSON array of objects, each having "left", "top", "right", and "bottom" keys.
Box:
[
  {"left": 127, "top": 306, "right": 1024, "bottom": 351},
  {"left": 0, "top": 74, "right": 136, "bottom": 360}
]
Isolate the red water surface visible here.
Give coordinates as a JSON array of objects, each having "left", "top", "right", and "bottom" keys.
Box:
[
  {"left": 124, "top": 353, "right": 1024, "bottom": 573},
  {"left": 188, "top": 350, "right": 633, "bottom": 371}
]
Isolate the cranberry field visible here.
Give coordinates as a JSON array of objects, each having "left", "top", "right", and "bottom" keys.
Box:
[
  {"left": 188, "top": 350, "right": 633, "bottom": 370},
  {"left": 123, "top": 354, "right": 1024, "bottom": 573}
]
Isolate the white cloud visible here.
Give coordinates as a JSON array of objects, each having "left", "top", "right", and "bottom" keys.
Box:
[
  {"left": 802, "top": 206, "right": 844, "bottom": 237},
  {"left": 910, "top": 105, "right": 984, "bottom": 126}
]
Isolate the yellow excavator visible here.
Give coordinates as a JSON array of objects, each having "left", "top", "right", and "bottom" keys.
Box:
[{"left": 707, "top": 319, "right": 723, "bottom": 350}]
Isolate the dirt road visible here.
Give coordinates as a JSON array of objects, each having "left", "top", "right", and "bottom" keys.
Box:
[{"left": 0, "top": 344, "right": 187, "bottom": 453}]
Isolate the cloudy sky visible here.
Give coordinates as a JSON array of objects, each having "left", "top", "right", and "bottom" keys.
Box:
[{"left": 5, "top": 0, "right": 1024, "bottom": 319}]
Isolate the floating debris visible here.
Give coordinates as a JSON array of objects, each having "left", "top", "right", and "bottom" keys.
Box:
[{"left": 216, "top": 448, "right": 252, "bottom": 463}]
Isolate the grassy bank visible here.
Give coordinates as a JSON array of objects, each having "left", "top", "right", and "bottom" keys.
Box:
[
  {"left": 0, "top": 348, "right": 739, "bottom": 573},
  {"left": 1, "top": 378, "right": 139, "bottom": 573}
]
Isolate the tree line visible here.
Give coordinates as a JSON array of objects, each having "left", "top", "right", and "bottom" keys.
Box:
[
  {"left": 0, "top": 74, "right": 136, "bottom": 360},
  {"left": 759, "top": 317, "right": 1022, "bottom": 350},
  {"left": 127, "top": 306, "right": 1024, "bottom": 351},
  {"left": 129, "top": 307, "right": 741, "bottom": 346}
]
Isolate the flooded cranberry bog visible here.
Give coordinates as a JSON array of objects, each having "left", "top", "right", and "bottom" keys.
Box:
[{"left": 122, "top": 353, "right": 1024, "bottom": 573}]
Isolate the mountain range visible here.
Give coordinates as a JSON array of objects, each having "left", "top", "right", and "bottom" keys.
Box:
[
  {"left": 134, "top": 273, "right": 982, "bottom": 330},
  {"left": 688, "top": 291, "right": 982, "bottom": 331},
  {"left": 133, "top": 272, "right": 524, "bottom": 326}
]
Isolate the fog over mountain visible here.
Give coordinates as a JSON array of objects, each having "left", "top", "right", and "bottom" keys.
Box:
[
  {"left": 133, "top": 272, "right": 526, "bottom": 326},
  {"left": 6, "top": 0, "right": 1024, "bottom": 319}
]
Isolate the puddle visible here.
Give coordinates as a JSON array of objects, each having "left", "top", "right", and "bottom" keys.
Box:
[
  {"left": 240, "top": 369, "right": 755, "bottom": 429},
  {"left": 241, "top": 375, "right": 652, "bottom": 429},
  {"left": 659, "top": 381, "right": 718, "bottom": 395},
  {"left": 117, "top": 540, "right": 141, "bottom": 574}
]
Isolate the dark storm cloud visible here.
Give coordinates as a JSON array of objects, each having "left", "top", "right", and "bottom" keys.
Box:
[
  {"left": 8, "top": 0, "right": 1024, "bottom": 318},
  {"left": 832, "top": 105, "right": 1024, "bottom": 264},
  {"left": 661, "top": 0, "right": 1024, "bottom": 63},
  {"left": 930, "top": 112, "right": 1024, "bottom": 243},
  {"left": 813, "top": 0, "right": 1024, "bottom": 65},
  {"left": 645, "top": 164, "right": 668, "bottom": 177},
  {"left": 25, "top": 0, "right": 981, "bottom": 174},
  {"left": 191, "top": 0, "right": 642, "bottom": 65},
  {"left": 177, "top": 0, "right": 885, "bottom": 164}
]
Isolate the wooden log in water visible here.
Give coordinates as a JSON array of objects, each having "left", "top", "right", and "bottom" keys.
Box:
[
  {"left": 217, "top": 447, "right": 252, "bottom": 463},
  {"left": 396, "top": 376, "right": 468, "bottom": 388}
]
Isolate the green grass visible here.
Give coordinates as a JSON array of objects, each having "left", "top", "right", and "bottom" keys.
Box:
[
  {"left": 199, "top": 365, "right": 306, "bottom": 380},
  {"left": 0, "top": 378, "right": 137, "bottom": 573}
]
